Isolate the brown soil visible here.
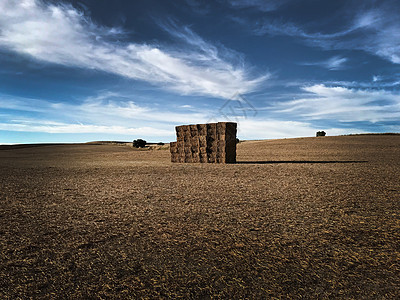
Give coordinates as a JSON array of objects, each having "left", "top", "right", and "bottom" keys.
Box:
[{"left": 0, "top": 135, "right": 399, "bottom": 299}]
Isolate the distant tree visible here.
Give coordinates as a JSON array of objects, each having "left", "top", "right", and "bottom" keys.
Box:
[
  {"left": 157, "top": 142, "right": 165, "bottom": 146},
  {"left": 133, "top": 139, "right": 147, "bottom": 148},
  {"left": 236, "top": 138, "right": 240, "bottom": 144},
  {"left": 316, "top": 131, "right": 326, "bottom": 137}
]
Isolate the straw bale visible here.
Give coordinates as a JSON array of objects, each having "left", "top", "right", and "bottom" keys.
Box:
[
  {"left": 184, "top": 146, "right": 192, "bottom": 154},
  {"left": 170, "top": 142, "right": 177, "bottom": 153},
  {"left": 207, "top": 123, "right": 217, "bottom": 139},
  {"left": 207, "top": 153, "right": 216, "bottom": 163},
  {"left": 184, "top": 134, "right": 192, "bottom": 143},
  {"left": 175, "top": 125, "right": 184, "bottom": 134},
  {"left": 217, "top": 140, "right": 226, "bottom": 148},
  {"left": 199, "top": 136, "right": 207, "bottom": 148},
  {"left": 224, "top": 124, "right": 237, "bottom": 143},
  {"left": 200, "top": 153, "right": 208, "bottom": 163},
  {"left": 208, "top": 143, "right": 218, "bottom": 152},
  {"left": 185, "top": 154, "right": 193, "bottom": 163},
  {"left": 192, "top": 154, "right": 200, "bottom": 163},
  {"left": 191, "top": 138, "right": 200, "bottom": 148},
  {"left": 199, "top": 146, "right": 207, "bottom": 154},
  {"left": 206, "top": 135, "right": 216, "bottom": 145},
  {"left": 225, "top": 122, "right": 237, "bottom": 134},
  {"left": 171, "top": 122, "right": 236, "bottom": 163},
  {"left": 175, "top": 127, "right": 185, "bottom": 140},
  {"left": 197, "top": 124, "right": 207, "bottom": 136},
  {"left": 216, "top": 122, "right": 226, "bottom": 132},
  {"left": 189, "top": 125, "right": 198, "bottom": 137}
]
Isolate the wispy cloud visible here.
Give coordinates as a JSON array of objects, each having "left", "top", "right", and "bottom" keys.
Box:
[
  {"left": 0, "top": 89, "right": 382, "bottom": 139},
  {"left": 0, "top": 121, "right": 172, "bottom": 136},
  {"left": 237, "top": 118, "right": 365, "bottom": 139},
  {"left": 0, "top": 0, "right": 266, "bottom": 99},
  {"left": 301, "top": 56, "right": 348, "bottom": 70},
  {"left": 315, "top": 77, "right": 400, "bottom": 89},
  {"left": 227, "top": 0, "right": 291, "bottom": 12},
  {"left": 183, "top": 0, "right": 210, "bottom": 15},
  {"left": 0, "top": 91, "right": 209, "bottom": 127},
  {"left": 3, "top": 115, "right": 357, "bottom": 140},
  {"left": 253, "top": 19, "right": 354, "bottom": 39},
  {"left": 248, "top": 5, "right": 400, "bottom": 64},
  {"left": 275, "top": 84, "right": 400, "bottom": 123},
  {"left": 372, "top": 75, "right": 381, "bottom": 82}
]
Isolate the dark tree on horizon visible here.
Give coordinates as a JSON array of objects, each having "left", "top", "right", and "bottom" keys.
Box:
[{"left": 133, "top": 139, "right": 147, "bottom": 148}]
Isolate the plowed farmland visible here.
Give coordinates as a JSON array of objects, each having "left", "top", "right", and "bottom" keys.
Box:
[{"left": 1, "top": 135, "right": 399, "bottom": 298}]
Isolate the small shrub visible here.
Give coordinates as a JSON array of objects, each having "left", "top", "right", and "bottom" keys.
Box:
[
  {"left": 316, "top": 131, "right": 326, "bottom": 137},
  {"left": 236, "top": 138, "right": 240, "bottom": 144},
  {"left": 133, "top": 139, "right": 147, "bottom": 148},
  {"left": 157, "top": 142, "right": 165, "bottom": 146}
]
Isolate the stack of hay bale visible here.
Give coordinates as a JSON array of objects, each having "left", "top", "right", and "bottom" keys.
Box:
[{"left": 170, "top": 122, "right": 237, "bottom": 163}]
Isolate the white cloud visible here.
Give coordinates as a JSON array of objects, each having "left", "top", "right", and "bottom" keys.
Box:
[
  {"left": 372, "top": 75, "right": 381, "bottom": 82},
  {"left": 0, "top": 0, "right": 266, "bottom": 99},
  {"left": 324, "top": 56, "right": 348, "bottom": 70},
  {"left": 251, "top": 7, "right": 400, "bottom": 64},
  {"left": 3, "top": 114, "right": 362, "bottom": 140},
  {"left": 301, "top": 56, "right": 348, "bottom": 70},
  {"left": 354, "top": 9, "right": 381, "bottom": 29},
  {"left": 75, "top": 98, "right": 208, "bottom": 125},
  {"left": 0, "top": 120, "right": 172, "bottom": 136},
  {"left": 0, "top": 89, "right": 382, "bottom": 140},
  {"left": 0, "top": 91, "right": 209, "bottom": 127},
  {"left": 238, "top": 119, "right": 315, "bottom": 139},
  {"left": 0, "top": 90, "right": 215, "bottom": 139},
  {"left": 236, "top": 118, "right": 365, "bottom": 139},
  {"left": 253, "top": 19, "right": 353, "bottom": 39},
  {"left": 275, "top": 84, "right": 400, "bottom": 123},
  {"left": 317, "top": 78, "right": 400, "bottom": 89}
]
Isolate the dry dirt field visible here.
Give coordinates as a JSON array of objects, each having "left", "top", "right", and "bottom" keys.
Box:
[{"left": 0, "top": 135, "right": 399, "bottom": 299}]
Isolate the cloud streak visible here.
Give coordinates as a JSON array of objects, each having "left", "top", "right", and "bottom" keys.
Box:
[
  {"left": 0, "top": 0, "right": 266, "bottom": 99},
  {"left": 227, "top": 0, "right": 291, "bottom": 12},
  {"left": 0, "top": 88, "right": 365, "bottom": 139},
  {"left": 0, "top": 91, "right": 209, "bottom": 127},
  {"left": 301, "top": 56, "right": 348, "bottom": 70},
  {"left": 0, "top": 121, "right": 173, "bottom": 136},
  {"left": 248, "top": 5, "right": 400, "bottom": 64},
  {"left": 275, "top": 85, "right": 400, "bottom": 123},
  {"left": 237, "top": 118, "right": 365, "bottom": 139}
]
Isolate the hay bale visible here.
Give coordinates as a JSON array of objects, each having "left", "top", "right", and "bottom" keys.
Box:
[
  {"left": 197, "top": 124, "right": 207, "bottom": 136},
  {"left": 170, "top": 142, "right": 177, "bottom": 153},
  {"left": 191, "top": 153, "right": 200, "bottom": 163},
  {"left": 199, "top": 146, "right": 207, "bottom": 154},
  {"left": 200, "top": 153, "right": 208, "bottom": 163},
  {"left": 184, "top": 146, "right": 192, "bottom": 154},
  {"left": 207, "top": 123, "right": 217, "bottom": 139},
  {"left": 172, "top": 122, "right": 237, "bottom": 163},
  {"left": 185, "top": 153, "right": 193, "bottom": 163},
  {"left": 199, "top": 136, "right": 207, "bottom": 148},
  {"left": 190, "top": 125, "right": 198, "bottom": 137}
]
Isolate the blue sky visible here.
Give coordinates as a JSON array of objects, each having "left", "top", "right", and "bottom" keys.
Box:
[{"left": 0, "top": 0, "right": 399, "bottom": 143}]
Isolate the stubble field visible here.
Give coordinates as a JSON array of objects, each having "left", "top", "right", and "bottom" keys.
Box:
[{"left": 0, "top": 135, "right": 399, "bottom": 298}]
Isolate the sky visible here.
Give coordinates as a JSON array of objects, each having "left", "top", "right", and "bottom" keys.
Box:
[{"left": 0, "top": 0, "right": 399, "bottom": 144}]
